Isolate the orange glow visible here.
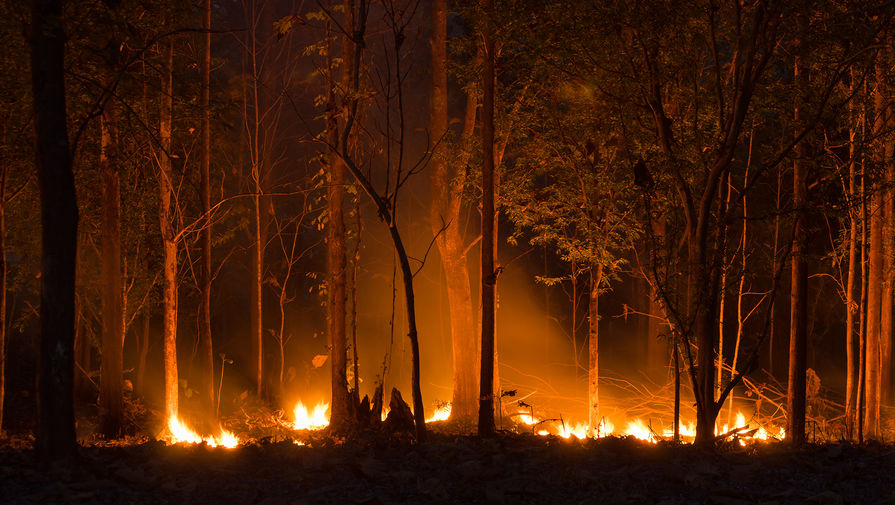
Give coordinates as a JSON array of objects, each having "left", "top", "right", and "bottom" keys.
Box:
[
  {"left": 166, "top": 416, "right": 239, "bottom": 448},
  {"left": 292, "top": 401, "right": 330, "bottom": 430},
  {"left": 426, "top": 403, "right": 452, "bottom": 423}
]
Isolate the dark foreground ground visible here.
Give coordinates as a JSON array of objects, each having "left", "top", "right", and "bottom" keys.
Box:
[{"left": 1, "top": 433, "right": 894, "bottom": 505}]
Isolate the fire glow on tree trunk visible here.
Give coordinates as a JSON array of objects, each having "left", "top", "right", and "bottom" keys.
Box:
[
  {"left": 158, "top": 38, "right": 179, "bottom": 424},
  {"left": 325, "top": 0, "right": 351, "bottom": 431},
  {"left": 429, "top": 0, "right": 479, "bottom": 423}
]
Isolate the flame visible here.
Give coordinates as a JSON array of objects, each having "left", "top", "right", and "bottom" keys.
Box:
[
  {"left": 625, "top": 419, "right": 655, "bottom": 441},
  {"left": 426, "top": 403, "right": 452, "bottom": 423},
  {"left": 166, "top": 416, "right": 239, "bottom": 448},
  {"left": 293, "top": 401, "right": 330, "bottom": 430}
]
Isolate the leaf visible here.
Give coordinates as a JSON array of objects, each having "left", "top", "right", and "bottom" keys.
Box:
[{"left": 312, "top": 354, "right": 328, "bottom": 368}]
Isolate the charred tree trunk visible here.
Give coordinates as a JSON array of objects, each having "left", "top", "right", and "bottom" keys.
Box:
[
  {"left": 157, "top": 39, "right": 179, "bottom": 424},
  {"left": 788, "top": 17, "right": 809, "bottom": 446},
  {"left": 478, "top": 0, "right": 497, "bottom": 437},
  {"left": 429, "top": 0, "right": 478, "bottom": 423},
  {"left": 198, "top": 0, "right": 215, "bottom": 418},
  {"left": 31, "top": 0, "right": 78, "bottom": 462},
  {"left": 326, "top": 0, "right": 351, "bottom": 432},
  {"left": 99, "top": 99, "right": 124, "bottom": 438}
]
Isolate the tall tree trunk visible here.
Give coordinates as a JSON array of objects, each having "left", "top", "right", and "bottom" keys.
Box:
[
  {"left": 31, "top": 0, "right": 78, "bottom": 462},
  {"left": 99, "top": 98, "right": 124, "bottom": 438},
  {"left": 787, "top": 15, "right": 809, "bottom": 445},
  {"left": 587, "top": 265, "right": 602, "bottom": 434},
  {"left": 478, "top": 0, "right": 497, "bottom": 436},
  {"left": 865, "top": 49, "right": 888, "bottom": 439},
  {"left": 247, "top": 0, "right": 265, "bottom": 399},
  {"left": 198, "top": 0, "right": 215, "bottom": 419},
  {"left": 845, "top": 91, "right": 858, "bottom": 439},
  {"left": 325, "top": 0, "right": 351, "bottom": 431},
  {"left": 157, "top": 39, "right": 179, "bottom": 425},
  {"left": 882, "top": 39, "right": 894, "bottom": 405},
  {"left": 429, "top": 0, "right": 478, "bottom": 423}
]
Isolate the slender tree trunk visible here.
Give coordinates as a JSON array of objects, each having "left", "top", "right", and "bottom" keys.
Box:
[
  {"left": 198, "top": 0, "right": 215, "bottom": 419},
  {"left": 99, "top": 98, "right": 124, "bottom": 438},
  {"left": 478, "top": 0, "right": 497, "bottom": 437},
  {"left": 845, "top": 92, "right": 858, "bottom": 438},
  {"left": 325, "top": 0, "right": 351, "bottom": 431},
  {"left": 31, "top": 0, "right": 78, "bottom": 462},
  {"left": 787, "top": 23, "right": 809, "bottom": 445},
  {"left": 858, "top": 146, "right": 868, "bottom": 443},
  {"left": 157, "top": 39, "right": 179, "bottom": 424},
  {"left": 728, "top": 156, "right": 750, "bottom": 426},
  {"left": 247, "top": 0, "right": 265, "bottom": 399},
  {"left": 135, "top": 308, "right": 150, "bottom": 398},
  {"left": 587, "top": 266, "right": 602, "bottom": 434}
]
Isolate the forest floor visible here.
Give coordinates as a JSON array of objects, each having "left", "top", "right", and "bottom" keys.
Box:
[{"left": 2, "top": 430, "right": 895, "bottom": 505}]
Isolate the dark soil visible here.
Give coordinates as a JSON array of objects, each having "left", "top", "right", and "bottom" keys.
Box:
[{"left": 1, "top": 433, "right": 894, "bottom": 505}]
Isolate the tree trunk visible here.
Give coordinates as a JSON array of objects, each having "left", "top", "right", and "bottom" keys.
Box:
[
  {"left": 865, "top": 49, "right": 888, "bottom": 439},
  {"left": 31, "top": 0, "right": 78, "bottom": 462},
  {"left": 324, "top": 0, "right": 351, "bottom": 432},
  {"left": 845, "top": 92, "right": 858, "bottom": 439},
  {"left": 787, "top": 18, "right": 809, "bottom": 445},
  {"left": 587, "top": 266, "right": 602, "bottom": 434},
  {"left": 135, "top": 308, "right": 150, "bottom": 398},
  {"left": 478, "top": 0, "right": 497, "bottom": 437},
  {"left": 99, "top": 98, "right": 124, "bottom": 438},
  {"left": 429, "top": 0, "right": 478, "bottom": 423},
  {"left": 691, "top": 240, "right": 716, "bottom": 447},
  {"left": 198, "top": 0, "right": 215, "bottom": 419},
  {"left": 157, "top": 39, "right": 179, "bottom": 425}
]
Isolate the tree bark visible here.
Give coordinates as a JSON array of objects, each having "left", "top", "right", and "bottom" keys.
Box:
[
  {"left": 845, "top": 91, "right": 858, "bottom": 439},
  {"left": 31, "top": 0, "right": 78, "bottom": 462},
  {"left": 198, "top": 0, "right": 215, "bottom": 419},
  {"left": 587, "top": 266, "right": 602, "bottom": 434},
  {"left": 326, "top": 0, "right": 351, "bottom": 431},
  {"left": 157, "top": 38, "right": 179, "bottom": 424},
  {"left": 99, "top": 98, "right": 124, "bottom": 438},
  {"left": 787, "top": 16, "right": 809, "bottom": 445},
  {"left": 478, "top": 0, "right": 497, "bottom": 437},
  {"left": 865, "top": 49, "right": 888, "bottom": 439},
  {"left": 429, "top": 0, "right": 478, "bottom": 423}
]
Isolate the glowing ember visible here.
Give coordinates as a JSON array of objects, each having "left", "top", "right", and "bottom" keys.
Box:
[
  {"left": 166, "top": 416, "right": 239, "bottom": 448},
  {"left": 426, "top": 403, "right": 452, "bottom": 423},
  {"left": 293, "top": 401, "right": 330, "bottom": 430}
]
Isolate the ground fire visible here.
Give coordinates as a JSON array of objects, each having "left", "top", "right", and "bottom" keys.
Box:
[{"left": 4, "top": 0, "right": 895, "bottom": 503}]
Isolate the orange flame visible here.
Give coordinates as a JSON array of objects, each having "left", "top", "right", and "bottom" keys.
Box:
[
  {"left": 293, "top": 401, "right": 330, "bottom": 430},
  {"left": 166, "top": 416, "right": 238, "bottom": 448}
]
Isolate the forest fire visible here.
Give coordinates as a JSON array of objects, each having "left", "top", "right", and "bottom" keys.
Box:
[
  {"left": 165, "top": 417, "right": 239, "bottom": 448},
  {"left": 292, "top": 401, "right": 330, "bottom": 431}
]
